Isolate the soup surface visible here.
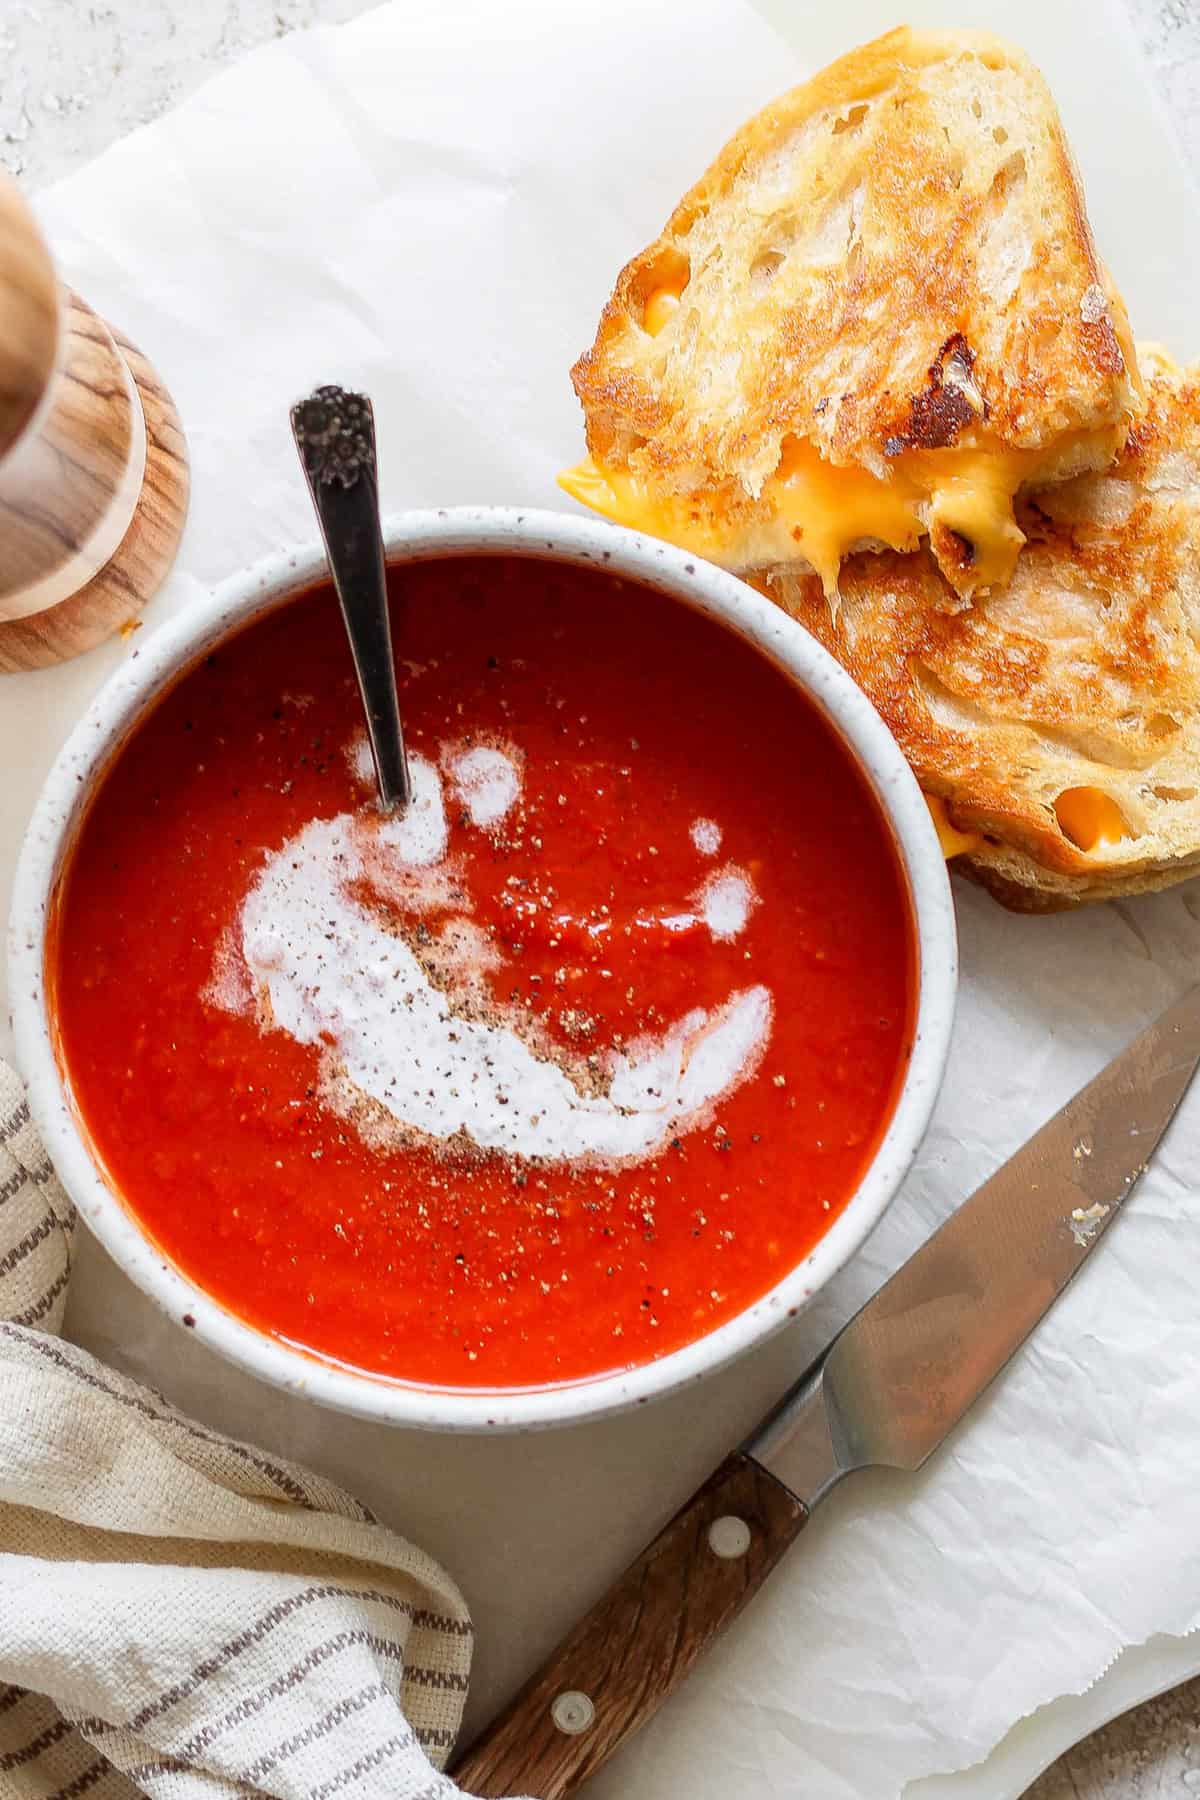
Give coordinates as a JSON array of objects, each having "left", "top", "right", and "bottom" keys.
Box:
[{"left": 52, "top": 556, "right": 914, "bottom": 1387}]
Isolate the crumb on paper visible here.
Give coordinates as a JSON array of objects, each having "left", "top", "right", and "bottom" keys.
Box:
[{"left": 1070, "top": 1202, "right": 1110, "bottom": 1246}]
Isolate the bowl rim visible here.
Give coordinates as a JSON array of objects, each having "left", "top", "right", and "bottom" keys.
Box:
[{"left": 8, "top": 505, "right": 957, "bottom": 1431}]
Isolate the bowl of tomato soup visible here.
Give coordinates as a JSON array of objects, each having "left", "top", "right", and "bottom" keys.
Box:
[{"left": 10, "top": 509, "right": 955, "bottom": 1429}]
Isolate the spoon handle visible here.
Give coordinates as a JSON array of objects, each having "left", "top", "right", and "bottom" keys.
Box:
[{"left": 290, "top": 386, "right": 411, "bottom": 812}]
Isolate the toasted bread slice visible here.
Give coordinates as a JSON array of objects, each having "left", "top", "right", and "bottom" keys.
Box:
[
  {"left": 760, "top": 352, "right": 1200, "bottom": 911},
  {"left": 564, "top": 27, "right": 1139, "bottom": 603}
]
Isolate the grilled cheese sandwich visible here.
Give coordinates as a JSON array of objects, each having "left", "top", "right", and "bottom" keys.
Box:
[{"left": 566, "top": 28, "right": 1139, "bottom": 602}]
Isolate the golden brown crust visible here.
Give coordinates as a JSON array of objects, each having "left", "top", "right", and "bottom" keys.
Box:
[
  {"left": 759, "top": 360, "right": 1200, "bottom": 910},
  {"left": 571, "top": 27, "right": 1139, "bottom": 590}
]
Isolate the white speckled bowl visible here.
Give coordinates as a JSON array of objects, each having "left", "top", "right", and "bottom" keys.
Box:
[{"left": 9, "top": 508, "right": 957, "bottom": 1431}]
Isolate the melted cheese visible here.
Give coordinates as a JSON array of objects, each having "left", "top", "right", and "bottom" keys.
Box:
[
  {"left": 643, "top": 286, "right": 682, "bottom": 337},
  {"left": 556, "top": 460, "right": 739, "bottom": 566},
  {"left": 558, "top": 450, "right": 922, "bottom": 597},
  {"left": 914, "top": 449, "right": 1029, "bottom": 590},
  {"left": 768, "top": 438, "right": 922, "bottom": 591},
  {"left": 924, "top": 793, "right": 982, "bottom": 860},
  {"left": 559, "top": 427, "right": 1123, "bottom": 599},
  {"left": 1053, "top": 787, "right": 1128, "bottom": 852}
]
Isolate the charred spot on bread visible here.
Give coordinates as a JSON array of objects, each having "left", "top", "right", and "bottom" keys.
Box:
[
  {"left": 928, "top": 520, "right": 978, "bottom": 580},
  {"left": 886, "top": 335, "right": 987, "bottom": 455}
]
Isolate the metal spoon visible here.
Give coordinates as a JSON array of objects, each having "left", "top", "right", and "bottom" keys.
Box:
[{"left": 289, "top": 384, "right": 411, "bottom": 812}]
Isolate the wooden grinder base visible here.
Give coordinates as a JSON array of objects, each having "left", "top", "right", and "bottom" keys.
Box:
[{"left": 0, "top": 297, "right": 189, "bottom": 674}]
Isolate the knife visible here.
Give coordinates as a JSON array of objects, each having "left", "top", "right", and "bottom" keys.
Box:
[{"left": 452, "top": 986, "right": 1200, "bottom": 1799}]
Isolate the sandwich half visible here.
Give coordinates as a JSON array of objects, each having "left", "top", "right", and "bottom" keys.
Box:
[
  {"left": 760, "top": 352, "right": 1200, "bottom": 910},
  {"left": 564, "top": 27, "right": 1140, "bottom": 603}
]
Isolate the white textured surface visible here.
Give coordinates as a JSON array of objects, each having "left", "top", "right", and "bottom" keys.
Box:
[
  {"left": 0, "top": 0, "right": 371, "bottom": 185},
  {"left": 4, "top": 1, "right": 1200, "bottom": 1795},
  {"left": 3, "top": 0, "right": 1198, "bottom": 190}
]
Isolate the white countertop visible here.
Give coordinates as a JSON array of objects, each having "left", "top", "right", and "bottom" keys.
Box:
[
  {"left": 3, "top": 0, "right": 1197, "bottom": 192},
  {"left": 4, "top": 2, "right": 1200, "bottom": 1794}
]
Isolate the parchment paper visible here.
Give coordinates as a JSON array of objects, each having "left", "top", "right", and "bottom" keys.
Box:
[{"left": 4, "top": 2, "right": 1200, "bottom": 1793}]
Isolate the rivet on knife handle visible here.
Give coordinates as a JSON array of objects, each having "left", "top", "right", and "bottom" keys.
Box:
[{"left": 449, "top": 1451, "right": 808, "bottom": 1799}]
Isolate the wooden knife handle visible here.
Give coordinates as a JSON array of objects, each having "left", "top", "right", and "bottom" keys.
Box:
[{"left": 451, "top": 1452, "right": 807, "bottom": 1798}]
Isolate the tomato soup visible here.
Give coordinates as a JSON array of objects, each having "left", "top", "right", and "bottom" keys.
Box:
[{"left": 51, "top": 556, "right": 914, "bottom": 1387}]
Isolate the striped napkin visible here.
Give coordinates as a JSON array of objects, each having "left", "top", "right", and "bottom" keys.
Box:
[{"left": 0, "top": 1059, "right": 494, "bottom": 1800}]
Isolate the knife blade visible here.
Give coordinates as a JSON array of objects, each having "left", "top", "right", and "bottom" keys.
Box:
[{"left": 453, "top": 986, "right": 1200, "bottom": 1800}]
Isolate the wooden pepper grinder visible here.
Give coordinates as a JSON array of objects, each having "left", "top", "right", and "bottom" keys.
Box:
[{"left": 0, "top": 171, "right": 189, "bottom": 672}]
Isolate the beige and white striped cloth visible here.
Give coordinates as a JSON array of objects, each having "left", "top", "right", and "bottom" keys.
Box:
[{"left": 0, "top": 1059, "right": 503, "bottom": 1800}]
